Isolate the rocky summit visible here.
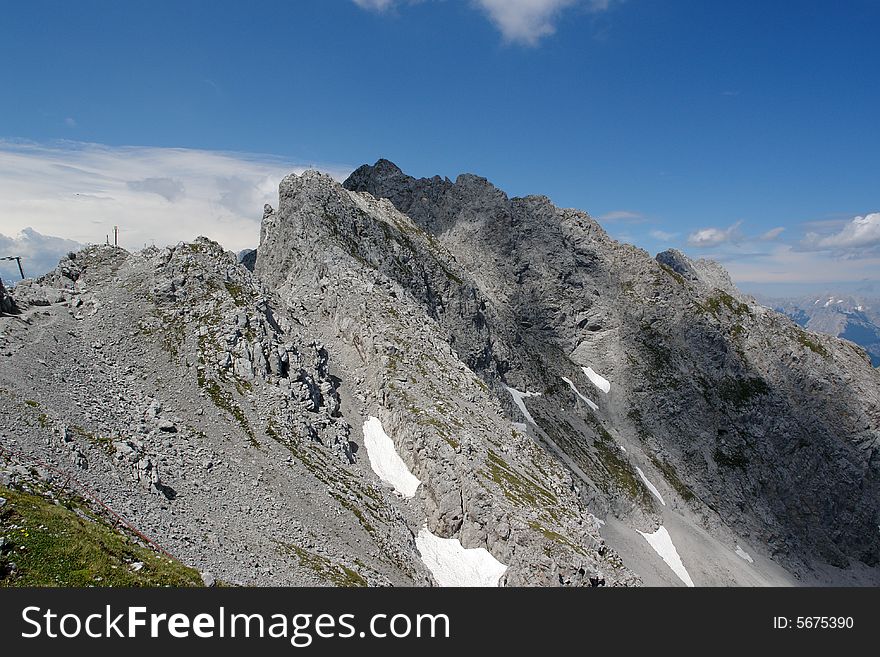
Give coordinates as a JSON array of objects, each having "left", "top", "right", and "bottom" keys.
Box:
[{"left": 1, "top": 160, "right": 878, "bottom": 587}]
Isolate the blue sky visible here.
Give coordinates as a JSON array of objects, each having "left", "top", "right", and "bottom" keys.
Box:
[{"left": 1, "top": 0, "right": 878, "bottom": 295}]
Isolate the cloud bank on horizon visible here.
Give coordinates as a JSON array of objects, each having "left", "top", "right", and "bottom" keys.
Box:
[
  {"left": 0, "top": 140, "right": 351, "bottom": 281},
  {"left": 0, "top": 228, "right": 82, "bottom": 284},
  {"left": 805, "top": 213, "right": 880, "bottom": 251},
  {"left": 0, "top": 139, "right": 876, "bottom": 292},
  {"left": 353, "top": 0, "right": 620, "bottom": 46},
  {"left": 668, "top": 212, "right": 880, "bottom": 288}
]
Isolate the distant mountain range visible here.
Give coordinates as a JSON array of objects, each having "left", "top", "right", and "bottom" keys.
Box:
[{"left": 757, "top": 294, "right": 880, "bottom": 367}]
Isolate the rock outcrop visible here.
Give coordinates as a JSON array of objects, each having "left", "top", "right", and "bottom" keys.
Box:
[
  {"left": 0, "top": 280, "right": 15, "bottom": 315},
  {"left": 343, "top": 160, "right": 880, "bottom": 578}
]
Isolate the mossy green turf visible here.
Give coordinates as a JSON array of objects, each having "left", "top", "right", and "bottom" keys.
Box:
[{"left": 0, "top": 484, "right": 203, "bottom": 587}]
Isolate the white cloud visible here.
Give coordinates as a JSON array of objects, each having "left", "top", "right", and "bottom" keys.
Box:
[
  {"left": 598, "top": 210, "right": 645, "bottom": 223},
  {"left": 686, "top": 221, "right": 743, "bottom": 248},
  {"left": 352, "top": 0, "right": 618, "bottom": 45},
  {"left": 759, "top": 226, "right": 785, "bottom": 241},
  {"left": 64, "top": 117, "right": 77, "bottom": 128},
  {"left": 475, "top": 0, "right": 617, "bottom": 45},
  {"left": 721, "top": 244, "right": 880, "bottom": 285},
  {"left": 649, "top": 229, "right": 677, "bottom": 241},
  {"left": 667, "top": 216, "right": 879, "bottom": 287},
  {"left": 126, "top": 177, "right": 186, "bottom": 202},
  {"left": 0, "top": 227, "right": 83, "bottom": 282},
  {"left": 0, "top": 140, "right": 352, "bottom": 276},
  {"left": 352, "top": 0, "right": 396, "bottom": 10},
  {"left": 474, "top": 0, "right": 579, "bottom": 45},
  {"left": 806, "top": 212, "right": 880, "bottom": 250}
]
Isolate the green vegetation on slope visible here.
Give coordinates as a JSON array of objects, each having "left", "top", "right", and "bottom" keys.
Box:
[
  {"left": 278, "top": 543, "right": 367, "bottom": 587},
  {"left": 0, "top": 484, "right": 203, "bottom": 587}
]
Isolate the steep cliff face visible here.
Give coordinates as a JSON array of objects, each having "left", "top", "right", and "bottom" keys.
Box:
[
  {"left": 256, "top": 171, "right": 637, "bottom": 587},
  {"left": 341, "top": 160, "right": 880, "bottom": 580}
]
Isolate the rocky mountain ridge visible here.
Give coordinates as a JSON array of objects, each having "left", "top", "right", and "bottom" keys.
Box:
[{"left": 2, "top": 160, "right": 878, "bottom": 586}]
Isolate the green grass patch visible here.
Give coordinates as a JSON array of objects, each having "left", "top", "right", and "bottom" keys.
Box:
[
  {"left": 483, "top": 451, "right": 557, "bottom": 509},
  {"left": 697, "top": 291, "right": 752, "bottom": 319},
  {"left": 278, "top": 543, "right": 367, "bottom": 587},
  {"left": 794, "top": 329, "right": 829, "bottom": 357},
  {"left": 0, "top": 484, "right": 202, "bottom": 587},
  {"left": 647, "top": 455, "right": 696, "bottom": 504},
  {"left": 527, "top": 521, "right": 588, "bottom": 557},
  {"left": 200, "top": 378, "right": 258, "bottom": 447},
  {"left": 224, "top": 281, "right": 250, "bottom": 308},
  {"left": 592, "top": 436, "right": 653, "bottom": 508},
  {"left": 67, "top": 424, "right": 114, "bottom": 456},
  {"left": 659, "top": 264, "right": 686, "bottom": 285}
]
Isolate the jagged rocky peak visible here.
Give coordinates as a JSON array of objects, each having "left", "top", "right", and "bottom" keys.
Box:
[
  {"left": 343, "top": 159, "right": 520, "bottom": 235},
  {"left": 346, "top": 157, "right": 406, "bottom": 184},
  {"left": 655, "top": 248, "right": 699, "bottom": 281},
  {"left": 237, "top": 248, "right": 257, "bottom": 272},
  {"left": 276, "top": 159, "right": 880, "bottom": 583},
  {"left": 256, "top": 163, "right": 638, "bottom": 586},
  {"left": 655, "top": 248, "right": 742, "bottom": 298}
]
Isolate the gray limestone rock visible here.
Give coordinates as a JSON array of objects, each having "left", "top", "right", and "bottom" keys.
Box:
[{"left": 0, "top": 160, "right": 876, "bottom": 588}]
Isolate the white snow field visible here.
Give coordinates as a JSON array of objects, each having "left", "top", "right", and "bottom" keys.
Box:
[
  {"left": 635, "top": 466, "right": 666, "bottom": 506},
  {"left": 362, "top": 416, "right": 421, "bottom": 498},
  {"left": 561, "top": 376, "right": 599, "bottom": 410},
  {"left": 415, "top": 526, "right": 508, "bottom": 587},
  {"left": 637, "top": 526, "right": 694, "bottom": 587},
  {"left": 735, "top": 545, "right": 755, "bottom": 563},
  {"left": 582, "top": 366, "right": 611, "bottom": 394},
  {"left": 504, "top": 385, "right": 541, "bottom": 426}
]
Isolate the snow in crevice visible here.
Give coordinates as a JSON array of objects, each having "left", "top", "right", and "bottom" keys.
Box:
[
  {"left": 561, "top": 376, "right": 599, "bottom": 411},
  {"left": 415, "top": 526, "right": 508, "bottom": 587},
  {"left": 582, "top": 366, "right": 611, "bottom": 394},
  {"left": 637, "top": 526, "right": 694, "bottom": 587},
  {"left": 735, "top": 545, "right": 754, "bottom": 564},
  {"left": 504, "top": 385, "right": 541, "bottom": 426},
  {"left": 635, "top": 466, "right": 666, "bottom": 506},
  {"left": 362, "top": 416, "right": 421, "bottom": 498}
]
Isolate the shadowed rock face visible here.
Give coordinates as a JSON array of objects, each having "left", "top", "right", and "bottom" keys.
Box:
[
  {"left": 0, "top": 280, "right": 15, "bottom": 314},
  {"left": 341, "top": 160, "right": 880, "bottom": 575}
]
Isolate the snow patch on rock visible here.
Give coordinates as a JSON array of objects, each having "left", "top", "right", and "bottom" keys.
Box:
[
  {"left": 416, "top": 526, "right": 508, "bottom": 587},
  {"left": 582, "top": 367, "right": 611, "bottom": 394},
  {"left": 635, "top": 466, "right": 666, "bottom": 506},
  {"left": 363, "top": 416, "right": 421, "bottom": 498},
  {"left": 504, "top": 386, "right": 541, "bottom": 426},
  {"left": 638, "top": 526, "right": 694, "bottom": 587},
  {"left": 735, "top": 545, "right": 754, "bottom": 563},
  {"left": 561, "top": 376, "right": 599, "bottom": 410}
]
